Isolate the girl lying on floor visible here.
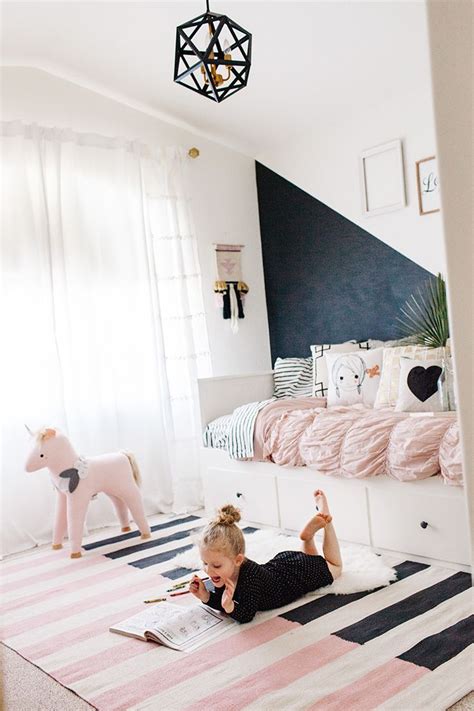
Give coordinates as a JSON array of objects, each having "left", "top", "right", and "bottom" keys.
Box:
[{"left": 189, "top": 490, "right": 343, "bottom": 623}]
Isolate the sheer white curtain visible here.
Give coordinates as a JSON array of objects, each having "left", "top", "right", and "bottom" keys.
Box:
[{"left": 1, "top": 121, "right": 211, "bottom": 556}]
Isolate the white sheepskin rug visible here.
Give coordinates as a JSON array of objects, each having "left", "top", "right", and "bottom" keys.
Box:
[{"left": 170, "top": 529, "right": 397, "bottom": 595}]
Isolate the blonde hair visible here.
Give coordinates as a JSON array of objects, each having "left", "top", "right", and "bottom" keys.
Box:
[{"left": 200, "top": 504, "right": 245, "bottom": 558}]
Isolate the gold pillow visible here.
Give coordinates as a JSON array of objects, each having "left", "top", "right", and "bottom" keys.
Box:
[{"left": 374, "top": 345, "right": 450, "bottom": 408}]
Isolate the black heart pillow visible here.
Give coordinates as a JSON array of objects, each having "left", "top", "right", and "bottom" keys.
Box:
[{"left": 407, "top": 365, "right": 442, "bottom": 402}]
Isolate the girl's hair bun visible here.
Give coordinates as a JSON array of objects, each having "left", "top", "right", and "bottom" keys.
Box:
[
  {"left": 201, "top": 503, "right": 245, "bottom": 556},
  {"left": 214, "top": 504, "right": 241, "bottom": 526}
]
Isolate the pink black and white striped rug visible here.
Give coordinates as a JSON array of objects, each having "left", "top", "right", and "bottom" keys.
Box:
[{"left": 1, "top": 513, "right": 472, "bottom": 710}]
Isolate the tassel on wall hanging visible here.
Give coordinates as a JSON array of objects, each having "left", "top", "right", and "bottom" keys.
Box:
[{"left": 214, "top": 244, "right": 249, "bottom": 333}]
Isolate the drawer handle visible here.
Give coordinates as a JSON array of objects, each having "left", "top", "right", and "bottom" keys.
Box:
[
  {"left": 420, "top": 521, "right": 429, "bottom": 529},
  {"left": 236, "top": 492, "right": 243, "bottom": 499}
]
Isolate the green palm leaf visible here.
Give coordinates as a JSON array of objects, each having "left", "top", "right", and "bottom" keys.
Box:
[{"left": 396, "top": 273, "right": 449, "bottom": 347}]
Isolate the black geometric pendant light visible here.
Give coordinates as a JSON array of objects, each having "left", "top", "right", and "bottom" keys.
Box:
[{"left": 174, "top": 1, "right": 252, "bottom": 103}]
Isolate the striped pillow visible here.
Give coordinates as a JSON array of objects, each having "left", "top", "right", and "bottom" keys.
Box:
[{"left": 273, "top": 357, "right": 313, "bottom": 398}]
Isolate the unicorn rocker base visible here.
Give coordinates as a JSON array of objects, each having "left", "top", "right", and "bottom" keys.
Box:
[{"left": 25, "top": 427, "right": 151, "bottom": 558}]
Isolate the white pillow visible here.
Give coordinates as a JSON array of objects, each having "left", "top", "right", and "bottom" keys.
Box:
[
  {"left": 368, "top": 336, "right": 419, "bottom": 349},
  {"left": 325, "top": 348, "right": 383, "bottom": 407},
  {"left": 395, "top": 357, "right": 444, "bottom": 412},
  {"left": 374, "top": 345, "right": 450, "bottom": 409},
  {"left": 273, "top": 357, "right": 313, "bottom": 398},
  {"left": 310, "top": 341, "right": 370, "bottom": 397}
]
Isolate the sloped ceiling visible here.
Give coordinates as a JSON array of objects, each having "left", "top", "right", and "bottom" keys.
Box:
[{"left": 2, "top": 1, "right": 430, "bottom": 156}]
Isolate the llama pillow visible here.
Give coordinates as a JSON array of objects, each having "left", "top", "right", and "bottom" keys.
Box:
[
  {"left": 395, "top": 357, "right": 444, "bottom": 412},
  {"left": 374, "top": 345, "right": 450, "bottom": 408},
  {"left": 310, "top": 340, "right": 371, "bottom": 397},
  {"left": 325, "top": 348, "right": 383, "bottom": 407}
]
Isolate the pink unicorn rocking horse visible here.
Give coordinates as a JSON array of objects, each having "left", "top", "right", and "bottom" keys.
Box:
[{"left": 25, "top": 427, "right": 151, "bottom": 558}]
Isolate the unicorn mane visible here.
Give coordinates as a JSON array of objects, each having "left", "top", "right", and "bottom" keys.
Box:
[{"left": 34, "top": 427, "right": 58, "bottom": 444}]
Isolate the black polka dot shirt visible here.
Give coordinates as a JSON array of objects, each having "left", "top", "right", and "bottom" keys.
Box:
[{"left": 205, "top": 551, "right": 334, "bottom": 623}]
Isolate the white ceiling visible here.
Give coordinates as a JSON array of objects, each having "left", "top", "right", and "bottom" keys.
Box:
[{"left": 1, "top": 1, "right": 430, "bottom": 156}]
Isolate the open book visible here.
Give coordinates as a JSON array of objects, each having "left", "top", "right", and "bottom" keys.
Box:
[{"left": 109, "top": 602, "right": 234, "bottom": 652}]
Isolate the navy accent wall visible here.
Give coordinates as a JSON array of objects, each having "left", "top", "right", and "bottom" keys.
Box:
[{"left": 255, "top": 162, "right": 432, "bottom": 361}]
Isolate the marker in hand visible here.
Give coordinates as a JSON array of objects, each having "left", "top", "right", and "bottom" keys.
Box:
[
  {"left": 144, "top": 576, "right": 210, "bottom": 603},
  {"left": 167, "top": 576, "right": 210, "bottom": 592},
  {"left": 189, "top": 574, "right": 211, "bottom": 603}
]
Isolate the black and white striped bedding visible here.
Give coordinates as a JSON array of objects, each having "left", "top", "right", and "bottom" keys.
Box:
[
  {"left": 203, "top": 398, "right": 274, "bottom": 460},
  {"left": 202, "top": 414, "right": 232, "bottom": 451},
  {"left": 202, "top": 357, "right": 313, "bottom": 459}
]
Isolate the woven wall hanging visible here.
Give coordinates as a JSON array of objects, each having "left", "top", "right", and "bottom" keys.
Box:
[{"left": 214, "top": 243, "right": 249, "bottom": 333}]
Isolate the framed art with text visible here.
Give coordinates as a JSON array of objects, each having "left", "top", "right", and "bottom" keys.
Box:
[{"left": 416, "top": 156, "right": 440, "bottom": 215}]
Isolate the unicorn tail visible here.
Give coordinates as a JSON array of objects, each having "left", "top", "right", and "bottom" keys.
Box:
[{"left": 122, "top": 451, "right": 142, "bottom": 487}]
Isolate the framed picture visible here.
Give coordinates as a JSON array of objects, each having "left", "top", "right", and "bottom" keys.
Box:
[
  {"left": 359, "top": 139, "right": 406, "bottom": 216},
  {"left": 416, "top": 156, "right": 440, "bottom": 215}
]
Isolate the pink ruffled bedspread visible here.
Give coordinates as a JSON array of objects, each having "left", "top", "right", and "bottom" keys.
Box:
[{"left": 253, "top": 399, "right": 462, "bottom": 486}]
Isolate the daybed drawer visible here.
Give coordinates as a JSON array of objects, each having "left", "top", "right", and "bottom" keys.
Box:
[
  {"left": 277, "top": 476, "right": 371, "bottom": 545},
  {"left": 369, "top": 488, "right": 470, "bottom": 565},
  {"left": 203, "top": 467, "right": 279, "bottom": 527}
]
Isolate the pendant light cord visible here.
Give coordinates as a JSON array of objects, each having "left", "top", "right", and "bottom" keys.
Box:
[{"left": 206, "top": 0, "right": 210, "bottom": 12}]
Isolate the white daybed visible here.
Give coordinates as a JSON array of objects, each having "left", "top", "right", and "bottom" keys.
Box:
[{"left": 198, "top": 372, "right": 471, "bottom": 570}]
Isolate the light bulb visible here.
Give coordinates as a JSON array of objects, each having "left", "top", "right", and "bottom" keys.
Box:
[
  {"left": 223, "top": 37, "right": 232, "bottom": 74},
  {"left": 202, "top": 23, "right": 213, "bottom": 51}
]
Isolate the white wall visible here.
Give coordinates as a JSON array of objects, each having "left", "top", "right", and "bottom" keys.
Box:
[
  {"left": 1, "top": 66, "right": 272, "bottom": 376},
  {"left": 256, "top": 30, "right": 446, "bottom": 276},
  {"left": 426, "top": 0, "right": 473, "bottom": 567}
]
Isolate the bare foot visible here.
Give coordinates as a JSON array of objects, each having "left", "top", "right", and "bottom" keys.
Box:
[
  {"left": 300, "top": 513, "right": 331, "bottom": 541},
  {"left": 314, "top": 489, "right": 331, "bottom": 517}
]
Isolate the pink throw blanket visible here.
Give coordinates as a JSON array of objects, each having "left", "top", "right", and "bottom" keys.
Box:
[{"left": 253, "top": 400, "right": 462, "bottom": 485}]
